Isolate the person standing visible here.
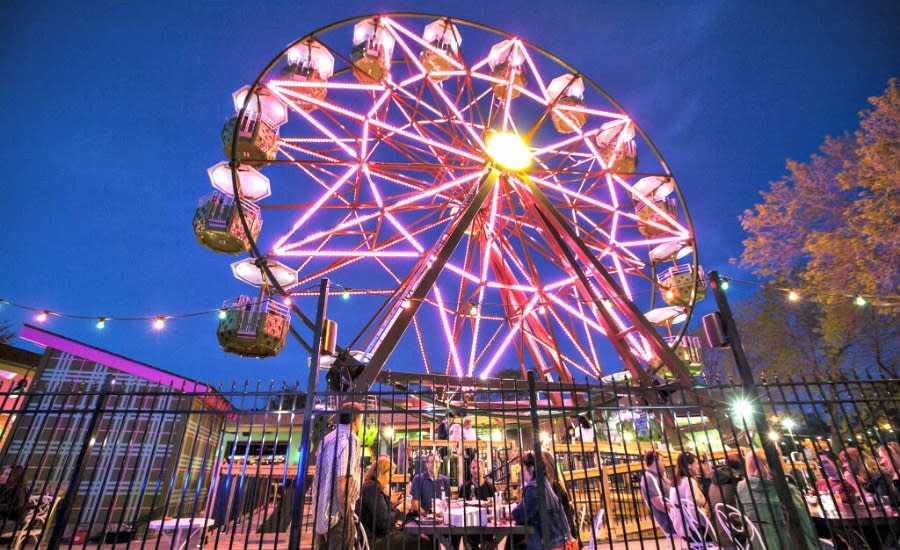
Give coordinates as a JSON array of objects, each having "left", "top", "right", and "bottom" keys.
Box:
[
  {"left": 639, "top": 450, "right": 676, "bottom": 540},
  {"left": 312, "top": 402, "right": 363, "bottom": 550}
]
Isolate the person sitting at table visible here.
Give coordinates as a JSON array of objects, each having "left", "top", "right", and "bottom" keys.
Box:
[
  {"left": 839, "top": 448, "right": 876, "bottom": 501},
  {"left": 0, "top": 465, "right": 27, "bottom": 524},
  {"left": 668, "top": 452, "right": 708, "bottom": 543},
  {"left": 817, "top": 450, "right": 854, "bottom": 502},
  {"left": 357, "top": 456, "right": 421, "bottom": 550},
  {"left": 458, "top": 459, "right": 497, "bottom": 550},
  {"left": 708, "top": 449, "right": 745, "bottom": 548},
  {"left": 640, "top": 450, "right": 676, "bottom": 541},
  {"left": 460, "top": 458, "right": 495, "bottom": 501},
  {"left": 409, "top": 453, "right": 451, "bottom": 516},
  {"left": 512, "top": 451, "right": 572, "bottom": 550},
  {"left": 540, "top": 451, "right": 578, "bottom": 543},
  {"left": 878, "top": 445, "right": 900, "bottom": 508},
  {"left": 736, "top": 449, "right": 821, "bottom": 550}
]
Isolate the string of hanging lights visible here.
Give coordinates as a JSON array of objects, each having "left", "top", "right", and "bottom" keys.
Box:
[{"left": 2, "top": 275, "right": 896, "bottom": 333}]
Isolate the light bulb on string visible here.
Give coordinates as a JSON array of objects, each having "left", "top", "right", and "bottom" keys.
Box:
[
  {"left": 342, "top": 289, "right": 351, "bottom": 300},
  {"left": 35, "top": 311, "right": 49, "bottom": 323},
  {"left": 283, "top": 295, "right": 292, "bottom": 306},
  {"left": 721, "top": 279, "right": 730, "bottom": 290},
  {"left": 96, "top": 318, "right": 107, "bottom": 330},
  {"left": 153, "top": 317, "right": 166, "bottom": 331},
  {"left": 787, "top": 290, "right": 800, "bottom": 302},
  {"left": 854, "top": 295, "right": 867, "bottom": 307},
  {"left": 218, "top": 309, "right": 227, "bottom": 320}
]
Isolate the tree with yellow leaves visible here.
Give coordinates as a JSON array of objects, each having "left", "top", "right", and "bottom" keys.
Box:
[{"left": 738, "top": 78, "right": 899, "bottom": 378}]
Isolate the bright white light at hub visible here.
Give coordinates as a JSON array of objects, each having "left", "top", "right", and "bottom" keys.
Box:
[{"left": 486, "top": 132, "right": 531, "bottom": 170}]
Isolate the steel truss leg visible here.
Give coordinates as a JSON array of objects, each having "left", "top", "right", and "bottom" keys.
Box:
[{"left": 354, "top": 172, "right": 498, "bottom": 390}]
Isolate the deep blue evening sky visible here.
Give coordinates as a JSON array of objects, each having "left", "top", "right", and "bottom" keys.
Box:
[{"left": 2, "top": 1, "right": 898, "bottom": 385}]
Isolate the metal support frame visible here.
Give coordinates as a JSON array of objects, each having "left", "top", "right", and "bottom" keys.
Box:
[
  {"left": 289, "top": 278, "right": 329, "bottom": 550},
  {"left": 353, "top": 172, "right": 498, "bottom": 390},
  {"left": 518, "top": 173, "right": 695, "bottom": 386}
]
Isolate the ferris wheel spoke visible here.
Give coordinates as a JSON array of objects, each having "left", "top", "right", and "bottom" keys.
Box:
[{"left": 382, "top": 20, "right": 487, "bottom": 151}]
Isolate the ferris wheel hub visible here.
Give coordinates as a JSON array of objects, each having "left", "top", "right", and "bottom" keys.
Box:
[{"left": 485, "top": 131, "right": 531, "bottom": 171}]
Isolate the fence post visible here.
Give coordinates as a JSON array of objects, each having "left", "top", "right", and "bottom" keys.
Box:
[
  {"left": 47, "top": 381, "right": 111, "bottom": 550},
  {"left": 289, "top": 278, "right": 329, "bottom": 550},
  {"left": 708, "top": 270, "right": 807, "bottom": 549},
  {"left": 526, "top": 371, "right": 551, "bottom": 549}
]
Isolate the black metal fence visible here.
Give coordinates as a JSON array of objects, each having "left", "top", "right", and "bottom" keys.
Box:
[{"left": 0, "top": 372, "right": 897, "bottom": 550}]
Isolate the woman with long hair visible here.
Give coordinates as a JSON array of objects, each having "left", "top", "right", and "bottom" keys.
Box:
[
  {"left": 357, "top": 456, "right": 419, "bottom": 550},
  {"left": 673, "top": 452, "right": 708, "bottom": 512},
  {"left": 512, "top": 451, "right": 572, "bottom": 550},
  {"left": 667, "top": 452, "right": 708, "bottom": 543},
  {"left": 540, "top": 451, "right": 578, "bottom": 542},
  {"left": 736, "top": 449, "right": 821, "bottom": 550}
]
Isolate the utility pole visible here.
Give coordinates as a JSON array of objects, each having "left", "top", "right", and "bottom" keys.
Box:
[{"left": 708, "top": 271, "right": 806, "bottom": 549}]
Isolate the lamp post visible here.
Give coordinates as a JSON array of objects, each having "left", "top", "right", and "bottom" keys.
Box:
[
  {"left": 709, "top": 270, "right": 806, "bottom": 549},
  {"left": 782, "top": 417, "right": 796, "bottom": 451}
]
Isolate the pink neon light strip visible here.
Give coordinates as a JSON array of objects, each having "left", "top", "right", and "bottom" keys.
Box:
[
  {"left": 547, "top": 294, "right": 606, "bottom": 334},
  {"left": 470, "top": 38, "right": 513, "bottom": 73},
  {"left": 272, "top": 166, "right": 359, "bottom": 252},
  {"left": 366, "top": 118, "right": 484, "bottom": 163},
  {"left": 545, "top": 306, "right": 599, "bottom": 376},
  {"left": 267, "top": 79, "right": 386, "bottom": 91},
  {"left": 616, "top": 235, "right": 685, "bottom": 247},
  {"left": 277, "top": 249, "right": 421, "bottom": 258},
  {"left": 20, "top": 325, "right": 212, "bottom": 393},
  {"left": 518, "top": 43, "right": 549, "bottom": 100},
  {"left": 268, "top": 87, "right": 358, "bottom": 158},
  {"left": 432, "top": 286, "right": 464, "bottom": 377},
  {"left": 479, "top": 294, "right": 540, "bottom": 379},
  {"left": 381, "top": 17, "right": 465, "bottom": 71},
  {"left": 467, "top": 184, "right": 500, "bottom": 375},
  {"left": 613, "top": 174, "right": 689, "bottom": 236},
  {"left": 556, "top": 103, "right": 629, "bottom": 119},
  {"left": 575, "top": 295, "right": 602, "bottom": 373},
  {"left": 528, "top": 174, "right": 616, "bottom": 212}
]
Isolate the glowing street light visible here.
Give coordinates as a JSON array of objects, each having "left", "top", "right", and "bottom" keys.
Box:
[
  {"left": 731, "top": 398, "right": 754, "bottom": 424},
  {"left": 486, "top": 132, "right": 531, "bottom": 170}
]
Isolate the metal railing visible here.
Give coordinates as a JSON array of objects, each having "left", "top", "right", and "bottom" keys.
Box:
[{"left": 0, "top": 372, "right": 896, "bottom": 549}]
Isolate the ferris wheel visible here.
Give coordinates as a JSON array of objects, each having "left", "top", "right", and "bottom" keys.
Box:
[{"left": 193, "top": 14, "right": 707, "bottom": 387}]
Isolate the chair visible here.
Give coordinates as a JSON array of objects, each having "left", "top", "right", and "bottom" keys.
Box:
[
  {"left": 353, "top": 513, "right": 370, "bottom": 550},
  {"left": 713, "top": 503, "right": 765, "bottom": 550},
  {"left": 587, "top": 508, "right": 605, "bottom": 550},
  {"left": 678, "top": 498, "right": 717, "bottom": 550}
]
